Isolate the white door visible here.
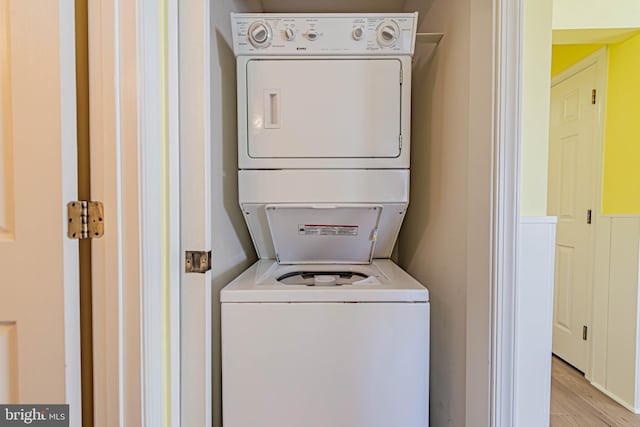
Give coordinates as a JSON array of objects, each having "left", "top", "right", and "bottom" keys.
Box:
[
  {"left": 0, "top": 0, "right": 80, "bottom": 418},
  {"left": 548, "top": 64, "right": 599, "bottom": 372},
  {"left": 246, "top": 59, "right": 402, "bottom": 158}
]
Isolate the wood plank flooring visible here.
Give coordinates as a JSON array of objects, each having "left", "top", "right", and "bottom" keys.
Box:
[{"left": 551, "top": 355, "right": 640, "bottom": 426}]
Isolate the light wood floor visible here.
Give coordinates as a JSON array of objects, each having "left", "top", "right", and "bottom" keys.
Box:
[{"left": 551, "top": 355, "right": 640, "bottom": 426}]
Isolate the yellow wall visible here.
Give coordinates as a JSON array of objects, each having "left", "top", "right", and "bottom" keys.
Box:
[
  {"left": 550, "top": 44, "right": 602, "bottom": 75},
  {"left": 602, "top": 33, "right": 640, "bottom": 213},
  {"left": 551, "top": 34, "right": 640, "bottom": 214}
]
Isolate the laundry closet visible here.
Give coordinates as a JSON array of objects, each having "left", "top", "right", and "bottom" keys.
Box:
[{"left": 190, "top": 0, "right": 496, "bottom": 426}]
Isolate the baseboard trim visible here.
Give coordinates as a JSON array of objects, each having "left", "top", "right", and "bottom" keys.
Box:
[{"left": 590, "top": 381, "right": 640, "bottom": 414}]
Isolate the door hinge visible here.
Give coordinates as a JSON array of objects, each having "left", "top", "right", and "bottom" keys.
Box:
[
  {"left": 399, "top": 134, "right": 403, "bottom": 151},
  {"left": 583, "top": 325, "right": 588, "bottom": 341},
  {"left": 399, "top": 68, "right": 403, "bottom": 85},
  {"left": 185, "top": 250, "right": 212, "bottom": 273},
  {"left": 67, "top": 201, "right": 104, "bottom": 239},
  {"left": 587, "top": 209, "right": 592, "bottom": 224},
  {"left": 592, "top": 89, "right": 596, "bottom": 105}
]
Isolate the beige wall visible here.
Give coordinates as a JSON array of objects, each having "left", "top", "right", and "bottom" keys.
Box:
[
  {"left": 520, "top": 0, "right": 553, "bottom": 216},
  {"left": 210, "top": 2, "right": 262, "bottom": 427},
  {"left": 399, "top": 0, "right": 494, "bottom": 424}
]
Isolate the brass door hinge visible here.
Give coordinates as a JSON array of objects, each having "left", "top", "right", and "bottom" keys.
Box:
[
  {"left": 185, "top": 251, "right": 212, "bottom": 273},
  {"left": 67, "top": 201, "right": 104, "bottom": 239},
  {"left": 587, "top": 209, "right": 592, "bottom": 224},
  {"left": 592, "top": 89, "right": 596, "bottom": 105},
  {"left": 583, "top": 325, "right": 588, "bottom": 341}
]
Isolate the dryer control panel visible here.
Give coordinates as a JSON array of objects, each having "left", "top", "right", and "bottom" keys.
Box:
[{"left": 231, "top": 13, "right": 418, "bottom": 56}]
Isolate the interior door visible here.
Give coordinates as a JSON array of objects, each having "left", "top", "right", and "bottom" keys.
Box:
[
  {"left": 246, "top": 59, "right": 402, "bottom": 158},
  {"left": 0, "top": 0, "right": 80, "bottom": 416},
  {"left": 548, "top": 64, "right": 598, "bottom": 372}
]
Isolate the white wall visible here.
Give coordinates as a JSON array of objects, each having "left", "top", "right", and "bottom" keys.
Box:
[
  {"left": 210, "top": 2, "right": 262, "bottom": 426},
  {"left": 399, "top": 0, "right": 495, "bottom": 424},
  {"left": 515, "top": 217, "right": 557, "bottom": 427},
  {"left": 521, "top": 0, "right": 553, "bottom": 216},
  {"left": 591, "top": 216, "right": 640, "bottom": 412},
  {"left": 553, "top": 0, "right": 640, "bottom": 30}
]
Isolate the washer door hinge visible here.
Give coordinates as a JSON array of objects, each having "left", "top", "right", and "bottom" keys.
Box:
[
  {"left": 185, "top": 250, "right": 212, "bottom": 273},
  {"left": 67, "top": 201, "right": 104, "bottom": 239}
]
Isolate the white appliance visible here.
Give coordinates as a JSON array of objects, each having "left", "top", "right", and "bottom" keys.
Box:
[{"left": 222, "top": 13, "right": 429, "bottom": 427}]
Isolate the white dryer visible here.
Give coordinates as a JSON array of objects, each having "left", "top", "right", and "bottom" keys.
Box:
[{"left": 222, "top": 13, "right": 429, "bottom": 427}]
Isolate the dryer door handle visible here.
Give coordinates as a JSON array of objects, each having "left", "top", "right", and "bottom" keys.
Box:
[{"left": 264, "top": 89, "right": 281, "bottom": 129}]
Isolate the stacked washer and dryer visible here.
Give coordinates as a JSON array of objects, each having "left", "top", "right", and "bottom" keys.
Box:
[{"left": 221, "top": 13, "right": 429, "bottom": 427}]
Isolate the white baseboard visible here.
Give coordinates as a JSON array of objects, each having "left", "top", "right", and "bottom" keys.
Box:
[{"left": 591, "top": 381, "right": 640, "bottom": 414}]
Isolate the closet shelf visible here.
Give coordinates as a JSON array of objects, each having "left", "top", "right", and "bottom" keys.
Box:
[{"left": 416, "top": 33, "right": 444, "bottom": 44}]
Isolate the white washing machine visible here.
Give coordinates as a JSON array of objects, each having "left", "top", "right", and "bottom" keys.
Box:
[{"left": 222, "top": 13, "right": 429, "bottom": 427}]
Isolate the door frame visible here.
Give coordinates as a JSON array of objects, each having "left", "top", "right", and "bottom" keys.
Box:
[
  {"left": 490, "top": 0, "right": 523, "bottom": 424},
  {"left": 115, "top": 0, "right": 560, "bottom": 426},
  {"left": 173, "top": 0, "right": 528, "bottom": 426},
  {"left": 88, "top": 0, "right": 181, "bottom": 425},
  {"left": 549, "top": 47, "right": 608, "bottom": 381}
]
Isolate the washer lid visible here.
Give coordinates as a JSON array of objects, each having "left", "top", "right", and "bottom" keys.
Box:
[{"left": 265, "top": 204, "right": 382, "bottom": 264}]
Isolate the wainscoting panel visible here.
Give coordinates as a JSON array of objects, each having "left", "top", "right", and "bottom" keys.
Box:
[
  {"left": 591, "top": 215, "right": 640, "bottom": 412},
  {"left": 515, "top": 216, "right": 558, "bottom": 427}
]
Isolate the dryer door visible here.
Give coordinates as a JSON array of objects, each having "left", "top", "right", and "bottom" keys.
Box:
[{"left": 245, "top": 59, "right": 402, "bottom": 159}]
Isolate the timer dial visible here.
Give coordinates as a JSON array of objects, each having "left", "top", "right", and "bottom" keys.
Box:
[
  {"left": 377, "top": 21, "right": 400, "bottom": 47},
  {"left": 248, "top": 21, "right": 272, "bottom": 48}
]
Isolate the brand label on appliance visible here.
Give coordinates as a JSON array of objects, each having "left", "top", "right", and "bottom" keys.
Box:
[{"left": 298, "top": 224, "right": 359, "bottom": 236}]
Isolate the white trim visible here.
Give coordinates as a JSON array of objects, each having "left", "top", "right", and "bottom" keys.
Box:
[
  {"left": 591, "top": 381, "right": 640, "bottom": 414},
  {"left": 636, "top": 238, "right": 640, "bottom": 411},
  {"left": 178, "top": 0, "right": 213, "bottom": 425},
  {"left": 550, "top": 47, "right": 608, "bottom": 381},
  {"left": 491, "top": 0, "right": 523, "bottom": 424},
  {"left": 138, "top": 0, "right": 165, "bottom": 424},
  {"left": 167, "top": 0, "right": 182, "bottom": 425},
  {"left": 89, "top": 0, "right": 163, "bottom": 424},
  {"left": 174, "top": 0, "right": 214, "bottom": 427},
  {"left": 59, "top": 0, "right": 82, "bottom": 422}
]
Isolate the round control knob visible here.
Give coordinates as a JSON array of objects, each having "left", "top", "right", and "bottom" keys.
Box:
[
  {"left": 284, "top": 27, "right": 295, "bottom": 41},
  {"left": 305, "top": 30, "right": 319, "bottom": 41},
  {"left": 352, "top": 26, "right": 365, "bottom": 41},
  {"left": 377, "top": 21, "right": 400, "bottom": 47},
  {"left": 247, "top": 21, "right": 272, "bottom": 48}
]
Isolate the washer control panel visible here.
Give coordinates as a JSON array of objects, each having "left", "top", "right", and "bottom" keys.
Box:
[{"left": 231, "top": 13, "right": 418, "bottom": 56}]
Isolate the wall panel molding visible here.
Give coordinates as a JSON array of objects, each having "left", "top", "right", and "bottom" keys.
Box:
[{"left": 0, "top": 0, "right": 15, "bottom": 240}]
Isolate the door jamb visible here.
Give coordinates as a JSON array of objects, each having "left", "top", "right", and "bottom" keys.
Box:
[
  {"left": 491, "top": 0, "right": 523, "bottom": 424},
  {"left": 89, "top": 0, "right": 179, "bottom": 425}
]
